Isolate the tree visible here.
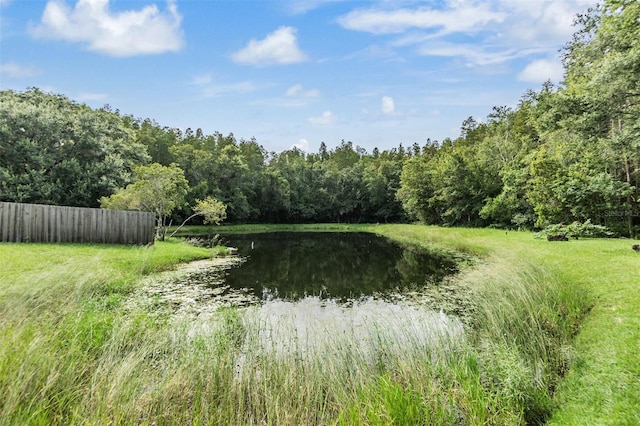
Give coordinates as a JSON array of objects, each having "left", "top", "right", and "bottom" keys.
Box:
[
  {"left": 100, "top": 163, "right": 188, "bottom": 239},
  {"left": 0, "top": 88, "right": 149, "bottom": 207},
  {"left": 559, "top": 0, "right": 640, "bottom": 235},
  {"left": 168, "top": 196, "right": 227, "bottom": 238},
  {"left": 397, "top": 154, "right": 438, "bottom": 223},
  {"left": 211, "top": 144, "right": 253, "bottom": 222},
  {"left": 131, "top": 118, "right": 177, "bottom": 165},
  {"left": 360, "top": 155, "right": 406, "bottom": 222}
]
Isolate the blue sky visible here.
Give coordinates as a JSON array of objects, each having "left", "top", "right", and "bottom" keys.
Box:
[{"left": 1, "top": 0, "right": 596, "bottom": 154}]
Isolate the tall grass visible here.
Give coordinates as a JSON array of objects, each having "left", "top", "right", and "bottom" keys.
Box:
[
  {"left": 461, "top": 257, "right": 590, "bottom": 424},
  {"left": 0, "top": 240, "right": 223, "bottom": 425},
  {"left": 0, "top": 229, "right": 595, "bottom": 425}
]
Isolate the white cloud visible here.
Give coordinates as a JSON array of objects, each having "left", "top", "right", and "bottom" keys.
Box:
[
  {"left": 29, "top": 0, "right": 184, "bottom": 57},
  {"left": 502, "top": 0, "right": 592, "bottom": 44},
  {"left": 0, "top": 62, "right": 41, "bottom": 78},
  {"left": 232, "top": 26, "right": 307, "bottom": 66},
  {"left": 337, "top": 3, "right": 505, "bottom": 35},
  {"left": 338, "top": 0, "right": 594, "bottom": 69},
  {"left": 339, "top": 1, "right": 591, "bottom": 44},
  {"left": 518, "top": 58, "right": 564, "bottom": 83},
  {"left": 307, "top": 111, "right": 335, "bottom": 126},
  {"left": 286, "top": 84, "right": 320, "bottom": 98},
  {"left": 381, "top": 96, "right": 395, "bottom": 114},
  {"left": 286, "top": 84, "right": 303, "bottom": 96},
  {"left": 292, "top": 138, "right": 310, "bottom": 151},
  {"left": 287, "top": 0, "right": 343, "bottom": 15},
  {"left": 417, "top": 43, "right": 547, "bottom": 66}
]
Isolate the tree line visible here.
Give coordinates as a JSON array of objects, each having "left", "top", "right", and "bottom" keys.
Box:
[
  {"left": 1, "top": 0, "right": 638, "bottom": 236},
  {"left": 0, "top": 89, "right": 408, "bottom": 225},
  {"left": 400, "top": 0, "right": 640, "bottom": 236}
]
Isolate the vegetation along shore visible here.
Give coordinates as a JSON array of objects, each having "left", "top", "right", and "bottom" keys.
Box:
[{"left": 1, "top": 225, "right": 638, "bottom": 424}]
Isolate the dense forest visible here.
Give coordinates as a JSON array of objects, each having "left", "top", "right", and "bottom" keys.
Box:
[{"left": 1, "top": 0, "right": 639, "bottom": 236}]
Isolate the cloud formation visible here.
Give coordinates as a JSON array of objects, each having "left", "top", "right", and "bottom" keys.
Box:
[
  {"left": 307, "top": 111, "right": 335, "bottom": 126},
  {"left": 503, "top": 1, "right": 590, "bottom": 44},
  {"left": 29, "top": 0, "right": 184, "bottom": 57},
  {"left": 381, "top": 96, "right": 395, "bottom": 114},
  {"left": 338, "top": 3, "right": 505, "bottom": 35},
  {"left": 286, "top": 84, "right": 320, "bottom": 98},
  {"left": 0, "top": 62, "right": 41, "bottom": 78},
  {"left": 233, "top": 26, "right": 307, "bottom": 66},
  {"left": 292, "top": 138, "right": 310, "bottom": 151},
  {"left": 338, "top": 0, "right": 592, "bottom": 68},
  {"left": 518, "top": 58, "right": 565, "bottom": 84},
  {"left": 416, "top": 43, "right": 546, "bottom": 66}
]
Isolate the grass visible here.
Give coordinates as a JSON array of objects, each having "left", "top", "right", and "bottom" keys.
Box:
[
  {"left": 0, "top": 225, "right": 638, "bottom": 424},
  {"left": 0, "top": 240, "right": 226, "bottom": 425},
  {"left": 367, "top": 225, "right": 640, "bottom": 425},
  {"left": 171, "top": 223, "right": 372, "bottom": 236}
]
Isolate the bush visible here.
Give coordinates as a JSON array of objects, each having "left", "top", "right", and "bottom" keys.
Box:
[{"left": 537, "top": 220, "right": 615, "bottom": 239}]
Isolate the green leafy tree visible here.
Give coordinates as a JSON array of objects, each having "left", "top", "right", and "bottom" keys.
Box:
[
  {"left": 168, "top": 196, "right": 227, "bottom": 238},
  {"left": 100, "top": 163, "right": 188, "bottom": 239},
  {"left": 397, "top": 153, "right": 438, "bottom": 223},
  {"left": 212, "top": 144, "right": 253, "bottom": 222},
  {"left": 361, "top": 155, "right": 406, "bottom": 222},
  {"left": 0, "top": 88, "right": 149, "bottom": 207},
  {"left": 130, "top": 118, "right": 177, "bottom": 166},
  {"left": 559, "top": 0, "right": 640, "bottom": 234},
  {"left": 256, "top": 168, "right": 291, "bottom": 223}
]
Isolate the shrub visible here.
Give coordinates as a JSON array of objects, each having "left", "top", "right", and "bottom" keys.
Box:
[{"left": 537, "top": 220, "right": 614, "bottom": 239}]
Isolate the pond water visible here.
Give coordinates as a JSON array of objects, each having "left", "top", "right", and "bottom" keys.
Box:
[
  {"left": 199, "top": 232, "right": 457, "bottom": 303},
  {"left": 134, "top": 232, "right": 466, "bottom": 360}
]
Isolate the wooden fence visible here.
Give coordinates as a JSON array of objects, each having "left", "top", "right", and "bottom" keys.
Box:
[{"left": 0, "top": 202, "right": 155, "bottom": 244}]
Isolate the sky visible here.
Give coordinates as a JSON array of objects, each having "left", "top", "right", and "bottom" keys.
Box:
[{"left": 0, "top": 0, "right": 597, "bottom": 154}]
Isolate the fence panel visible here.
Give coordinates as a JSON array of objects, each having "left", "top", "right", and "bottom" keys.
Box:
[{"left": 0, "top": 202, "right": 154, "bottom": 245}]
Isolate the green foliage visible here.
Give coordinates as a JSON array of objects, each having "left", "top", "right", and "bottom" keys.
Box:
[
  {"left": 397, "top": 153, "right": 438, "bottom": 223},
  {"left": 194, "top": 197, "right": 227, "bottom": 225},
  {"left": 395, "top": 1, "right": 640, "bottom": 236},
  {"left": 101, "top": 163, "right": 188, "bottom": 238},
  {"left": 166, "top": 196, "right": 227, "bottom": 239},
  {"left": 4, "top": 0, "right": 640, "bottom": 236},
  {"left": 0, "top": 88, "right": 149, "bottom": 207},
  {"left": 538, "top": 220, "right": 615, "bottom": 239}
]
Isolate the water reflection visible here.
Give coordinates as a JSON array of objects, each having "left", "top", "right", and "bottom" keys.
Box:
[
  {"left": 135, "top": 233, "right": 465, "bottom": 355},
  {"left": 216, "top": 232, "right": 457, "bottom": 302},
  {"left": 241, "top": 296, "right": 465, "bottom": 364}
]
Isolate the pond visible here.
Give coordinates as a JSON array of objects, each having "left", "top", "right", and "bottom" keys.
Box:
[
  {"left": 134, "top": 232, "right": 466, "bottom": 362},
  {"left": 197, "top": 232, "right": 457, "bottom": 303}
]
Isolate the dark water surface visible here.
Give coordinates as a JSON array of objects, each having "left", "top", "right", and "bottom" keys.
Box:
[
  {"left": 212, "top": 232, "right": 457, "bottom": 302},
  {"left": 143, "top": 232, "right": 465, "bottom": 354}
]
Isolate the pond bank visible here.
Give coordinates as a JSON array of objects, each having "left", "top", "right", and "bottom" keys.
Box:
[
  {"left": 366, "top": 224, "right": 640, "bottom": 425},
  {"left": 1, "top": 226, "right": 637, "bottom": 424}
]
